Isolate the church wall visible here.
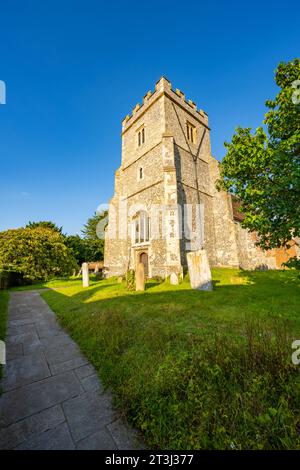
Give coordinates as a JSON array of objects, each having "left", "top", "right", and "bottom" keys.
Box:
[
  {"left": 177, "top": 181, "right": 216, "bottom": 268},
  {"left": 209, "top": 156, "right": 278, "bottom": 269},
  {"left": 103, "top": 193, "right": 129, "bottom": 277},
  {"left": 209, "top": 156, "right": 240, "bottom": 267},
  {"left": 118, "top": 143, "right": 164, "bottom": 198},
  {"left": 234, "top": 224, "right": 277, "bottom": 270}
]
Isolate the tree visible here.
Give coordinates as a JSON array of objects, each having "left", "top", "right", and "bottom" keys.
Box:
[
  {"left": 218, "top": 59, "right": 300, "bottom": 259},
  {"left": 81, "top": 211, "right": 108, "bottom": 261},
  {"left": 65, "top": 235, "right": 87, "bottom": 266},
  {"left": 0, "top": 227, "right": 77, "bottom": 281},
  {"left": 26, "top": 221, "right": 63, "bottom": 234}
]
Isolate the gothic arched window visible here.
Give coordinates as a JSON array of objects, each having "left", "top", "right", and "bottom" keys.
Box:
[{"left": 132, "top": 211, "right": 150, "bottom": 244}]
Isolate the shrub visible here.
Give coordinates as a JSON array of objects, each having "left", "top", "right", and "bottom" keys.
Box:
[
  {"left": 0, "top": 270, "right": 29, "bottom": 289},
  {"left": 0, "top": 227, "right": 77, "bottom": 282},
  {"left": 283, "top": 256, "right": 300, "bottom": 270},
  {"left": 126, "top": 270, "right": 135, "bottom": 291},
  {"left": 94, "top": 272, "right": 103, "bottom": 281},
  {"left": 151, "top": 275, "right": 164, "bottom": 283},
  {"left": 0, "top": 270, "right": 10, "bottom": 290}
]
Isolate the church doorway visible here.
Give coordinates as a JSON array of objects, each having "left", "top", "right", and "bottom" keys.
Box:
[{"left": 139, "top": 252, "right": 149, "bottom": 277}]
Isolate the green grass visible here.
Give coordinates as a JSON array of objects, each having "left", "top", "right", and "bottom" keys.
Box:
[
  {"left": 0, "top": 290, "right": 9, "bottom": 380},
  {"left": 41, "top": 268, "right": 300, "bottom": 449},
  {"left": 10, "top": 275, "right": 101, "bottom": 291}
]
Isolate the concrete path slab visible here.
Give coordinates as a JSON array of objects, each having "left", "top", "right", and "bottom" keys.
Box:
[{"left": 0, "top": 290, "right": 144, "bottom": 450}]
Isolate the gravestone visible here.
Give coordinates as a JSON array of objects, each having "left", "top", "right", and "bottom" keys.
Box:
[
  {"left": 0, "top": 340, "right": 5, "bottom": 365},
  {"left": 82, "top": 262, "right": 90, "bottom": 288},
  {"left": 136, "top": 262, "right": 145, "bottom": 291},
  {"left": 170, "top": 272, "right": 179, "bottom": 285},
  {"left": 187, "top": 249, "right": 213, "bottom": 291}
]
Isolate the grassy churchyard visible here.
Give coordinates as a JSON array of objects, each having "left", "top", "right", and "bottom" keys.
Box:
[{"left": 13, "top": 267, "right": 297, "bottom": 450}]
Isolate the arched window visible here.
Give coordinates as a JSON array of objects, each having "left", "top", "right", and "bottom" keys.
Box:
[{"left": 132, "top": 211, "right": 150, "bottom": 244}]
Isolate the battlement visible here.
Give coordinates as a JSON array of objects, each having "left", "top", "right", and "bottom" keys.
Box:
[{"left": 122, "top": 76, "right": 208, "bottom": 131}]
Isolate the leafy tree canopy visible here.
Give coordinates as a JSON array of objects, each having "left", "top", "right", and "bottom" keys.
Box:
[
  {"left": 0, "top": 227, "right": 76, "bottom": 281},
  {"left": 81, "top": 211, "right": 108, "bottom": 261},
  {"left": 26, "top": 221, "right": 63, "bottom": 234},
  {"left": 218, "top": 59, "right": 300, "bottom": 255},
  {"left": 65, "top": 235, "right": 87, "bottom": 266}
]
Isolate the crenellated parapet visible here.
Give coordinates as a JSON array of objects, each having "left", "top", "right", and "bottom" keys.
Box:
[{"left": 122, "top": 76, "right": 208, "bottom": 132}]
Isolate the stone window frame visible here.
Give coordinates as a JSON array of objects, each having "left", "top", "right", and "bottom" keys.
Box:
[
  {"left": 186, "top": 121, "right": 197, "bottom": 144},
  {"left": 137, "top": 125, "right": 145, "bottom": 147},
  {"left": 132, "top": 210, "right": 150, "bottom": 245}
]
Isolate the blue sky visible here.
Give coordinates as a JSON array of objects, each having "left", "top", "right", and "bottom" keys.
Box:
[{"left": 0, "top": 0, "right": 299, "bottom": 235}]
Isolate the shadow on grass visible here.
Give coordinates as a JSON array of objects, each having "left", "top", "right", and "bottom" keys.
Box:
[
  {"left": 42, "top": 269, "right": 300, "bottom": 335},
  {"left": 145, "top": 281, "right": 164, "bottom": 290}
]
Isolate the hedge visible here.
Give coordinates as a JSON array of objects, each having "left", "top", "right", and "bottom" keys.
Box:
[{"left": 0, "top": 270, "right": 29, "bottom": 290}]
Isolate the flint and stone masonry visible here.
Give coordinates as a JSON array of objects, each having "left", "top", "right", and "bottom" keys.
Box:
[{"left": 104, "top": 77, "right": 288, "bottom": 278}]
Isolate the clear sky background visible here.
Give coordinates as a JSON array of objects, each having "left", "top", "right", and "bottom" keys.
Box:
[{"left": 0, "top": 0, "right": 299, "bottom": 235}]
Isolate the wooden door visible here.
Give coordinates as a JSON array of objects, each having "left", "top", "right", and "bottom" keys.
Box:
[{"left": 139, "top": 252, "right": 148, "bottom": 277}]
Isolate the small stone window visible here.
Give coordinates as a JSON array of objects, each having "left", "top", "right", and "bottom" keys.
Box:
[
  {"left": 186, "top": 121, "right": 196, "bottom": 143},
  {"left": 137, "top": 126, "right": 145, "bottom": 146},
  {"left": 138, "top": 167, "right": 143, "bottom": 180}
]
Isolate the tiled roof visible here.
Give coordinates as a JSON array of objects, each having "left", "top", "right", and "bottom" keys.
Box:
[{"left": 231, "top": 195, "right": 245, "bottom": 222}]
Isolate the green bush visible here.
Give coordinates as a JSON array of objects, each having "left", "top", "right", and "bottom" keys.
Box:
[
  {"left": 0, "top": 270, "right": 29, "bottom": 289},
  {"left": 283, "top": 256, "right": 300, "bottom": 270},
  {"left": 151, "top": 275, "right": 164, "bottom": 283},
  {"left": 0, "top": 227, "right": 77, "bottom": 282},
  {"left": 126, "top": 270, "right": 135, "bottom": 291},
  {"left": 0, "top": 270, "right": 10, "bottom": 290},
  {"left": 94, "top": 272, "right": 103, "bottom": 281}
]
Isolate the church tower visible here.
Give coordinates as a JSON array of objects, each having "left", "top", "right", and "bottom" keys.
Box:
[
  {"left": 104, "top": 77, "right": 217, "bottom": 278},
  {"left": 103, "top": 77, "right": 279, "bottom": 278}
]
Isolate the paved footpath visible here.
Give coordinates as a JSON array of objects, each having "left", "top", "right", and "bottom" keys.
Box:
[{"left": 0, "top": 291, "right": 142, "bottom": 450}]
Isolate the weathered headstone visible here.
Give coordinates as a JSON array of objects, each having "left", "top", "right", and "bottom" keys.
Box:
[
  {"left": 82, "top": 262, "right": 90, "bottom": 288},
  {"left": 136, "top": 262, "right": 145, "bottom": 291},
  {"left": 187, "top": 249, "right": 213, "bottom": 291},
  {"left": 170, "top": 272, "right": 179, "bottom": 285},
  {"left": 0, "top": 340, "right": 6, "bottom": 365}
]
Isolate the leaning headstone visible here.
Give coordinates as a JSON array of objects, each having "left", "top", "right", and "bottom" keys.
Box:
[
  {"left": 187, "top": 249, "right": 213, "bottom": 291},
  {"left": 136, "top": 262, "right": 145, "bottom": 291},
  {"left": 82, "top": 262, "right": 90, "bottom": 288},
  {"left": 170, "top": 272, "right": 179, "bottom": 285}
]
